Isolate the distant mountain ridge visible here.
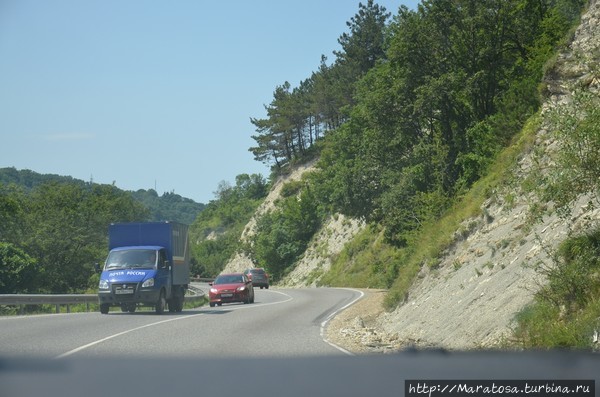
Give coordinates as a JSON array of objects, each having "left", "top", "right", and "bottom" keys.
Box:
[{"left": 0, "top": 167, "right": 205, "bottom": 225}]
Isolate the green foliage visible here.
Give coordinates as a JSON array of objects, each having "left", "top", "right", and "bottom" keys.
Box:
[
  {"left": 513, "top": 228, "right": 600, "bottom": 349},
  {"left": 317, "top": 0, "right": 583, "bottom": 248},
  {"left": 24, "top": 183, "right": 146, "bottom": 292},
  {"left": 250, "top": 184, "right": 322, "bottom": 280},
  {"left": 0, "top": 167, "right": 85, "bottom": 189},
  {"left": 305, "top": 0, "right": 582, "bottom": 304},
  {"left": 0, "top": 184, "right": 26, "bottom": 244},
  {"left": 0, "top": 167, "right": 205, "bottom": 224},
  {"left": 0, "top": 242, "right": 39, "bottom": 293},
  {"left": 130, "top": 189, "right": 205, "bottom": 225},
  {"left": 0, "top": 181, "right": 148, "bottom": 293},
  {"left": 383, "top": 115, "right": 541, "bottom": 309},
  {"left": 280, "top": 180, "right": 303, "bottom": 198},
  {"left": 541, "top": 230, "right": 600, "bottom": 309},
  {"left": 190, "top": 174, "right": 268, "bottom": 277},
  {"left": 191, "top": 236, "right": 237, "bottom": 278},
  {"left": 455, "top": 120, "right": 503, "bottom": 188},
  {"left": 542, "top": 89, "right": 600, "bottom": 213},
  {"left": 249, "top": 1, "right": 391, "bottom": 169},
  {"left": 243, "top": 0, "right": 585, "bottom": 300},
  {"left": 319, "top": 225, "right": 400, "bottom": 289}
]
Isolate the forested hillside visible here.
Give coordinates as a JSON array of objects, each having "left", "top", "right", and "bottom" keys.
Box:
[
  {"left": 248, "top": 1, "right": 600, "bottom": 350},
  {"left": 0, "top": 167, "right": 204, "bottom": 298},
  {"left": 189, "top": 174, "right": 268, "bottom": 277},
  {"left": 0, "top": 181, "right": 148, "bottom": 295},
  {"left": 195, "top": 0, "right": 587, "bottom": 283},
  {"left": 236, "top": 0, "right": 586, "bottom": 277},
  {"left": 0, "top": 167, "right": 205, "bottom": 224},
  {"left": 129, "top": 189, "right": 205, "bottom": 225}
]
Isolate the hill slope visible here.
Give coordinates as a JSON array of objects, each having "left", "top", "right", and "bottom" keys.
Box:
[
  {"left": 218, "top": 0, "right": 598, "bottom": 352},
  {"left": 0, "top": 167, "right": 204, "bottom": 224},
  {"left": 328, "top": 0, "right": 600, "bottom": 352}
]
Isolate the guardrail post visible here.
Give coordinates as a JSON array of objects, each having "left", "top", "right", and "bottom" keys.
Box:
[{"left": 55, "top": 304, "right": 60, "bottom": 313}]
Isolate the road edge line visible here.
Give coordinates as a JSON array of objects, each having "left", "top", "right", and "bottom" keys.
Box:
[{"left": 320, "top": 288, "right": 365, "bottom": 356}]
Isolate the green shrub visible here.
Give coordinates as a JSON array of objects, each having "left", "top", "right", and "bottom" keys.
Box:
[
  {"left": 319, "top": 225, "right": 402, "bottom": 289},
  {"left": 513, "top": 228, "right": 600, "bottom": 349}
]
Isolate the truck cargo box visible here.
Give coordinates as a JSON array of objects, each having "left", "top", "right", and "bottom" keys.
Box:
[{"left": 108, "top": 222, "right": 190, "bottom": 285}]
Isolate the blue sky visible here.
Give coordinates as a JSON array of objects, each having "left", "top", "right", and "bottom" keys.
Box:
[{"left": 0, "top": 0, "right": 419, "bottom": 204}]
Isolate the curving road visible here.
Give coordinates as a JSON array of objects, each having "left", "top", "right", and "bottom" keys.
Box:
[
  {"left": 0, "top": 287, "right": 362, "bottom": 359},
  {"left": 3, "top": 287, "right": 600, "bottom": 397}
]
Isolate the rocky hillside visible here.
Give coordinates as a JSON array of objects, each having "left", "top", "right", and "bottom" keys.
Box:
[
  {"left": 335, "top": 0, "right": 600, "bottom": 352},
  {"left": 224, "top": 0, "right": 599, "bottom": 352},
  {"left": 222, "top": 158, "right": 366, "bottom": 280}
]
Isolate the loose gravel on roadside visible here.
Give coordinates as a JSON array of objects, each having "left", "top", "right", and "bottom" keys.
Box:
[{"left": 324, "top": 289, "right": 406, "bottom": 354}]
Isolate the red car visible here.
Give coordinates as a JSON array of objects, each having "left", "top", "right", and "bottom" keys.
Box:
[{"left": 209, "top": 273, "right": 255, "bottom": 307}]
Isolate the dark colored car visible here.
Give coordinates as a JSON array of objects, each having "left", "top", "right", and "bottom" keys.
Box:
[
  {"left": 209, "top": 273, "right": 254, "bottom": 307},
  {"left": 243, "top": 268, "right": 269, "bottom": 289}
]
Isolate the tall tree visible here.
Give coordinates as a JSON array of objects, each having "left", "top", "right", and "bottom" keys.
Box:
[
  {"left": 21, "top": 183, "right": 147, "bottom": 293},
  {"left": 249, "top": 2, "right": 391, "bottom": 169},
  {"left": 335, "top": 0, "right": 391, "bottom": 87},
  {"left": 0, "top": 242, "right": 39, "bottom": 294},
  {"left": 315, "top": 0, "right": 584, "bottom": 245}
]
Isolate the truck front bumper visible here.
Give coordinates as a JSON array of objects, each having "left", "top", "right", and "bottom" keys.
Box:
[{"left": 98, "top": 288, "right": 161, "bottom": 306}]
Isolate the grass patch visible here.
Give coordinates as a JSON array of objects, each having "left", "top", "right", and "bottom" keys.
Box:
[
  {"left": 318, "top": 225, "right": 401, "bottom": 289},
  {"left": 513, "top": 299, "right": 600, "bottom": 349},
  {"left": 512, "top": 227, "right": 600, "bottom": 349}
]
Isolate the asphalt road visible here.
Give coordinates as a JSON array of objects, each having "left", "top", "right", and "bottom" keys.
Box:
[
  {"left": 3, "top": 287, "right": 600, "bottom": 397},
  {"left": 0, "top": 287, "right": 362, "bottom": 359}
]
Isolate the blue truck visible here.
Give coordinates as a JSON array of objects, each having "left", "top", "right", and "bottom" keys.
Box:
[{"left": 97, "top": 222, "right": 190, "bottom": 314}]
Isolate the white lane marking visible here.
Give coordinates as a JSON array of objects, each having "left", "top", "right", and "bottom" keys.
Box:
[
  {"left": 252, "top": 289, "right": 293, "bottom": 306},
  {"left": 54, "top": 314, "right": 205, "bottom": 359},
  {"left": 320, "top": 288, "right": 365, "bottom": 356},
  {"left": 55, "top": 289, "right": 293, "bottom": 359}
]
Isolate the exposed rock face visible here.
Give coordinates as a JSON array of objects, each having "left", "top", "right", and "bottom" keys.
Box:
[
  {"left": 222, "top": 160, "right": 320, "bottom": 274},
  {"left": 280, "top": 214, "right": 365, "bottom": 287},
  {"left": 223, "top": 158, "right": 365, "bottom": 281}
]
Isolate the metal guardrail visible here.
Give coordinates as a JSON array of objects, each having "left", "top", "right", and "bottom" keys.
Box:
[
  {"left": 0, "top": 294, "right": 97, "bottom": 313},
  {"left": 0, "top": 289, "right": 206, "bottom": 314},
  {"left": 192, "top": 277, "right": 214, "bottom": 283}
]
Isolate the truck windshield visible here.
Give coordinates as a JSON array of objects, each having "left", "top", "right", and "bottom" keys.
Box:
[{"left": 105, "top": 249, "right": 157, "bottom": 270}]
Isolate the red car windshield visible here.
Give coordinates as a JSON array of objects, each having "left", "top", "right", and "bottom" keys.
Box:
[{"left": 215, "top": 275, "right": 244, "bottom": 284}]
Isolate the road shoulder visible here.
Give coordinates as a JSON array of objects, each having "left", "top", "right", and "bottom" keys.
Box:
[{"left": 325, "top": 289, "right": 404, "bottom": 354}]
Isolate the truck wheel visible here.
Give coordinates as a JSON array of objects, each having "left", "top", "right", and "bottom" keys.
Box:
[
  {"left": 155, "top": 291, "right": 166, "bottom": 314},
  {"left": 168, "top": 290, "right": 184, "bottom": 312},
  {"left": 128, "top": 304, "right": 136, "bottom": 313},
  {"left": 100, "top": 304, "right": 110, "bottom": 314},
  {"left": 175, "top": 295, "right": 184, "bottom": 312}
]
